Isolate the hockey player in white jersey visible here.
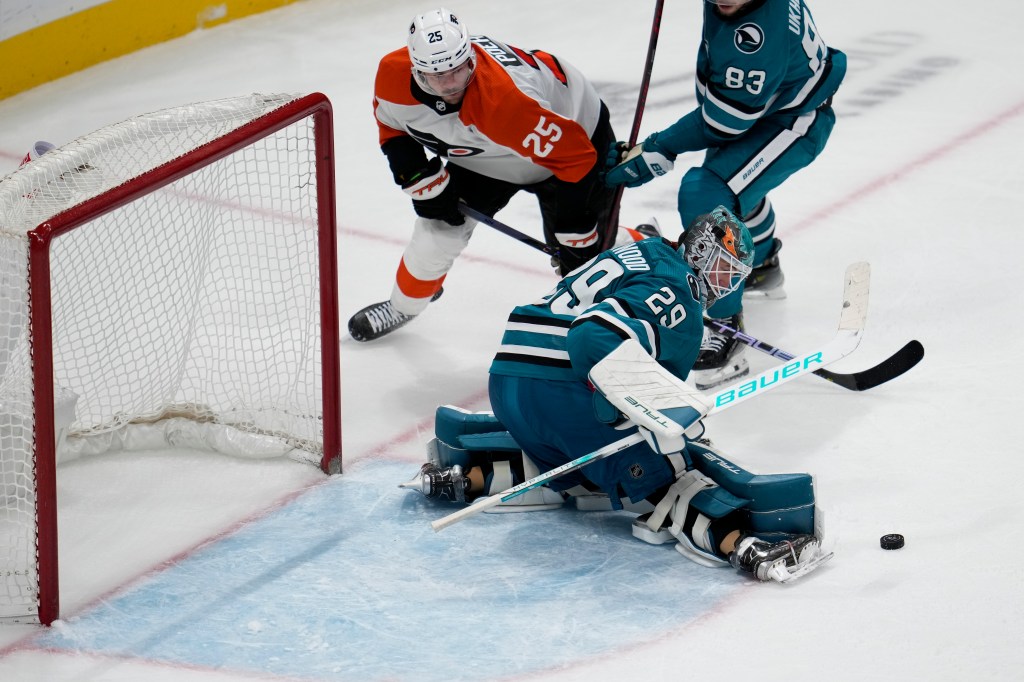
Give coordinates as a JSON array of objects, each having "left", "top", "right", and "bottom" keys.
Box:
[{"left": 349, "top": 8, "right": 623, "bottom": 342}]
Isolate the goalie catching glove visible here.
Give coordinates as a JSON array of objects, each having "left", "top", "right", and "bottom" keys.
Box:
[
  {"left": 588, "top": 339, "right": 711, "bottom": 454},
  {"left": 603, "top": 132, "right": 676, "bottom": 188},
  {"left": 402, "top": 156, "right": 465, "bottom": 225}
]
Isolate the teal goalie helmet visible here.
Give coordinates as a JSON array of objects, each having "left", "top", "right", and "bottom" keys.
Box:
[{"left": 679, "top": 206, "right": 755, "bottom": 306}]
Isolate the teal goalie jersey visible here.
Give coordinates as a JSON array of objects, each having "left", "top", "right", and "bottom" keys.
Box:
[{"left": 489, "top": 239, "right": 706, "bottom": 384}]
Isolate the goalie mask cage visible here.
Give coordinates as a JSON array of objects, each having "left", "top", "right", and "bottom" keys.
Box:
[{"left": 0, "top": 92, "right": 341, "bottom": 625}]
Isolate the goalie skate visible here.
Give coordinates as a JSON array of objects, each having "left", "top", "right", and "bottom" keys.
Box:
[
  {"left": 730, "top": 534, "right": 831, "bottom": 583},
  {"left": 765, "top": 549, "right": 834, "bottom": 583}
]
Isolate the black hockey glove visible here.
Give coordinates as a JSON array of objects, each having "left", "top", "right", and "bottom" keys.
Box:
[{"left": 402, "top": 157, "right": 465, "bottom": 226}]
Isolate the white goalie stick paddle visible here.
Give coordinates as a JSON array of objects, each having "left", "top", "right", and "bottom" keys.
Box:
[{"left": 430, "top": 262, "right": 871, "bottom": 532}]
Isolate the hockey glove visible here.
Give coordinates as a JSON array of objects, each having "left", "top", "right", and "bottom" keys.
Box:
[
  {"left": 603, "top": 133, "right": 676, "bottom": 188},
  {"left": 403, "top": 157, "right": 465, "bottom": 225}
]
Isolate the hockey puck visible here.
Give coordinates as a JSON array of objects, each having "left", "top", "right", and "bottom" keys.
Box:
[{"left": 880, "top": 534, "right": 904, "bottom": 550}]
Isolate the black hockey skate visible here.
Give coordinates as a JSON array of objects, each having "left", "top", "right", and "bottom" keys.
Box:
[
  {"left": 348, "top": 289, "right": 443, "bottom": 342},
  {"left": 743, "top": 239, "right": 786, "bottom": 300},
  {"left": 634, "top": 217, "right": 662, "bottom": 239},
  {"left": 348, "top": 300, "right": 413, "bottom": 342},
  {"left": 691, "top": 312, "right": 749, "bottom": 390},
  {"left": 399, "top": 463, "right": 469, "bottom": 503},
  {"left": 730, "top": 534, "right": 832, "bottom": 583}
]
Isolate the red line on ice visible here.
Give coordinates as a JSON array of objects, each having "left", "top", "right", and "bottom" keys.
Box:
[{"left": 789, "top": 97, "right": 1024, "bottom": 234}]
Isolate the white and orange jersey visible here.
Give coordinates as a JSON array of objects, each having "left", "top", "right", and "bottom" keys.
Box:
[{"left": 374, "top": 36, "right": 602, "bottom": 186}]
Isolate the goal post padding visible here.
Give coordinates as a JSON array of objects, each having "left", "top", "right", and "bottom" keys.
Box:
[{"left": 0, "top": 92, "right": 341, "bottom": 625}]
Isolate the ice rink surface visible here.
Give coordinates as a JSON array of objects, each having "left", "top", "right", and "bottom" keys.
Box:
[{"left": 1, "top": 0, "right": 1022, "bottom": 680}]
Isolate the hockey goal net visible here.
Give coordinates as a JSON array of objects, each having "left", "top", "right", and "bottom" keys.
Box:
[{"left": 0, "top": 92, "right": 341, "bottom": 625}]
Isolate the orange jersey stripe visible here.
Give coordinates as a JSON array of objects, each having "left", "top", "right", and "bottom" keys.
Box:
[
  {"left": 375, "top": 48, "right": 417, "bottom": 145},
  {"left": 459, "top": 47, "right": 596, "bottom": 183},
  {"left": 396, "top": 258, "right": 446, "bottom": 299}
]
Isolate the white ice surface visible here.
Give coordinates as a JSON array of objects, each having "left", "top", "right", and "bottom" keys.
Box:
[{"left": 2, "top": 0, "right": 1023, "bottom": 680}]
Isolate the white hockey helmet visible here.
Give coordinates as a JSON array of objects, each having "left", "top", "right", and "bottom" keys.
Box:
[
  {"left": 20, "top": 140, "right": 56, "bottom": 167},
  {"left": 408, "top": 8, "right": 473, "bottom": 73},
  {"left": 408, "top": 8, "right": 476, "bottom": 95}
]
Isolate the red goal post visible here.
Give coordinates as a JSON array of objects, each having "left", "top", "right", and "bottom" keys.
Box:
[{"left": 0, "top": 92, "right": 341, "bottom": 625}]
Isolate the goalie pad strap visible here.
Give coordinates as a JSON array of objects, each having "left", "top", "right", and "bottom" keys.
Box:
[
  {"left": 690, "top": 513, "right": 714, "bottom": 554},
  {"left": 645, "top": 470, "right": 715, "bottom": 536},
  {"left": 491, "top": 460, "right": 513, "bottom": 492}
]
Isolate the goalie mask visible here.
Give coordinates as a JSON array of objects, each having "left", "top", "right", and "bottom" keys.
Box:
[
  {"left": 408, "top": 8, "right": 476, "bottom": 98},
  {"left": 679, "top": 206, "right": 754, "bottom": 307}
]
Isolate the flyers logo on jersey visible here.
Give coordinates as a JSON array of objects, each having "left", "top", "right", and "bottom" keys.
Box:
[
  {"left": 407, "top": 125, "right": 485, "bottom": 158},
  {"left": 734, "top": 23, "right": 765, "bottom": 54}
]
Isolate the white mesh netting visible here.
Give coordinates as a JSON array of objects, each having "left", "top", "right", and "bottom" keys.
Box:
[{"left": 0, "top": 93, "right": 334, "bottom": 619}]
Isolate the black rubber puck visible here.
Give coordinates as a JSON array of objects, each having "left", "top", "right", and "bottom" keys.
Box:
[{"left": 880, "top": 534, "right": 904, "bottom": 550}]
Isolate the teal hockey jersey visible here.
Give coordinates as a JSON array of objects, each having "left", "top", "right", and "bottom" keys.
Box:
[
  {"left": 656, "top": 0, "right": 847, "bottom": 153},
  {"left": 489, "top": 239, "right": 706, "bottom": 384}
]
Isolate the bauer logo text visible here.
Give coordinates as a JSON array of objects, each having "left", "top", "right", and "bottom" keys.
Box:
[{"left": 713, "top": 353, "right": 824, "bottom": 407}]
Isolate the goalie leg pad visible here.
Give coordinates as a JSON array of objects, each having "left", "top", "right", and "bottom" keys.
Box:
[
  {"left": 687, "top": 439, "right": 816, "bottom": 539},
  {"left": 426, "top": 405, "right": 564, "bottom": 512}
]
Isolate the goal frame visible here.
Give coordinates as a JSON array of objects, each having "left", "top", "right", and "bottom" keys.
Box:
[{"left": 23, "top": 92, "right": 341, "bottom": 626}]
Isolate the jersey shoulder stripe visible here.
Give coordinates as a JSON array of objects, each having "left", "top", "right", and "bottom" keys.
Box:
[
  {"left": 375, "top": 48, "right": 418, "bottom": 107},
  {"left": 459, "top": 40, "right": 597, "bottom": 183}
]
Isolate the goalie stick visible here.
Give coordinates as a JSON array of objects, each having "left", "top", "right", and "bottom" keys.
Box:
[
  {"left": 703, "top": 318, "right": 924, "bottom": 392},
  {"left": 430, "top": 262, "right": 870, "bottom": 532},
  {"left": 458, "top": 205, "right": 920, "bottom": 392}
]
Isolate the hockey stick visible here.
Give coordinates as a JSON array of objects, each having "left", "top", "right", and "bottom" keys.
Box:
[
  {"left": 703, "top": 318, "right": 924, "bottom": 391},
  {"left": 604, "top": 0, "right": 666, "bottom": 248},
  {"left": 458, "top": 201, "right": 558, "bottom": 257},
  {"left": 430, "top": 262, "right": 869, "bottom": 531}
]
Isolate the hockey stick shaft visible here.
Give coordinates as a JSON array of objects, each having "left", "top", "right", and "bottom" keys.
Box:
[
  {"left": 605, "top": 0, "right": 665, "bottom": 248},
  {"left": 430, "top": 433, "right": 644, "bottom": 530},
  {"left": 430, "top": 262, "right": 869, "bottom": 532},
  {"left": 458, "top": 202, "right": 558, "bottom": 257}
]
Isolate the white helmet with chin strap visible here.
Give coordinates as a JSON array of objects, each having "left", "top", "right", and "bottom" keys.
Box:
[{"left": 408, "top": 9, "right": 475, "bottom": 93}]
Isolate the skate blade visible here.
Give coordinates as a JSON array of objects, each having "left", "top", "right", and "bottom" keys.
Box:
[
  {"left": 693, "top": 360, "right": 749, "bottom": 391},
  {"left": 766, "top": 551, "right": 834, "bottom": 583},
  {"left": 743, "top": 287, "right": 787, "bottom": 300}
]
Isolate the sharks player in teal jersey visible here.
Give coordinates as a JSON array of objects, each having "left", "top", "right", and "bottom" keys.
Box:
[
  {"left": 402, "top": 207, "right": 831, "bottom": 583},
  {"left": 605, "top": 0, "right": 847, "bottom": 390}
]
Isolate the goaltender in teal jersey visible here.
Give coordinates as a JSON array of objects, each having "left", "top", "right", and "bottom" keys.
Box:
[
  {"left": 605, "top": 0, "right": 847, "bottom": 391},
  {"left": 403, "top": 207, "right": 834, "bottom": 583}
]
